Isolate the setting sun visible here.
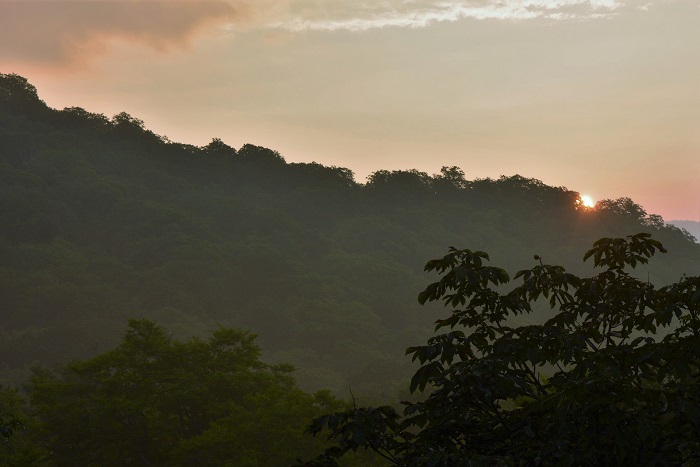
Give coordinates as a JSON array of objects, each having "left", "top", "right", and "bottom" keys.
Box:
[{"left": 580, "top": 195, "right": 596, "bottom": 208}]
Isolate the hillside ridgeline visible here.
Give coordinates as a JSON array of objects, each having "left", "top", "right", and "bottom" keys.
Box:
[{"left": 1, "top": 73, "right": 698, "bottom": 395}]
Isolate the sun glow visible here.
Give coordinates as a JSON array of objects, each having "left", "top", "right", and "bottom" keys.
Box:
[{"left": 580, "top": 195, "right": 596, "bottom": 209}]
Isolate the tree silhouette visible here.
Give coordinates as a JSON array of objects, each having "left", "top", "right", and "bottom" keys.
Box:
[{"left": 302, "top": 234, "right": 700, "bottom": 466}]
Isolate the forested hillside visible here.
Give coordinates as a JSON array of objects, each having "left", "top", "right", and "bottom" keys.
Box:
[
  {"left": 1, "top": 72, "right": 699, "bottom": 396},
  {"left": 669, "top": 220, "right": 700, "bottom": 243}
]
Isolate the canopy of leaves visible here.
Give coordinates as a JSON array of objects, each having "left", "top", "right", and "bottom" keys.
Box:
[
  {"left": 20, "top": 320, "right": 344, "bottom": 466},
  {"left": 303, "top": 234, "right": 700, "bottom": 466},
  {"left": 1, "top": 73, "right": 698, "bottom": 397}
]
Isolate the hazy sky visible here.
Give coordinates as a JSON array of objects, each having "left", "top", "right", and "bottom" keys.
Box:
[{"left": 2, "top": 0, "right": 699, "bottom": 220}]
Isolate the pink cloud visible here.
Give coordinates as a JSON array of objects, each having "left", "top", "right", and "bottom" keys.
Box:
[{"left": 0, "top": 1, "right": 245, "bottom": 68}]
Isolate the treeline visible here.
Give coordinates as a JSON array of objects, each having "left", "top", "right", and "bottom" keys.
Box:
[{"left": 1, "top": 72, "right": 698, "bottom": 399}]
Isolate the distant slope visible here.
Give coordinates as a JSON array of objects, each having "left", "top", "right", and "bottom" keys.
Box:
[
  {"left": 2, "top": 73, "right": 699, "bottom": 396},
  {"left": 668, "top": 220, "right": 700, "bottom": 242}
]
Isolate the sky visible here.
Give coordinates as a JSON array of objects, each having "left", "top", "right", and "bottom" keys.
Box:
[{"left": 1, "top": 0, "right": 699, "bottom": 221}]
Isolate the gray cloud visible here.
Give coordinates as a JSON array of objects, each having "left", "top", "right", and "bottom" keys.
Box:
[{"left": 267, "top": 0, "right": 630, "bottom": 32}]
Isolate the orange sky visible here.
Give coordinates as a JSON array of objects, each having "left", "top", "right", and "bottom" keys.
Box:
[{"left": 2, "top": 0, "right": 699, "bottom": 220}]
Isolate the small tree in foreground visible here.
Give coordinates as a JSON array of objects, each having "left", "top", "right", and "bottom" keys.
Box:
[{"left": 301, "top": 233, "right": 700, "bottom": 466}]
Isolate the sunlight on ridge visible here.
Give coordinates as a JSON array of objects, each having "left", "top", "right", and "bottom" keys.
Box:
[{"left": 581, "top": 195, "right": 596, "bottom": 208}]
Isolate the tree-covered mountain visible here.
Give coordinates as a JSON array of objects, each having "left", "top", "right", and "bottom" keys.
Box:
[
  {"left": 1, "top": 72, "right": 698, "bottom": 396},
  {"left": 669, "top": 220, "right": 700, "bottom": 243}
]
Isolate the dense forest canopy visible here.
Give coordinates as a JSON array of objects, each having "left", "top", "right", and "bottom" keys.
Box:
[
  {"left": 1, "top": 73, "right": 699, "bottom": 399},
  {"left": 12, "top": 320, "right": 347, "bottom": 466}
]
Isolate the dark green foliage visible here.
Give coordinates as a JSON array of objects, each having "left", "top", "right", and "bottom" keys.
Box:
[
  {"left": 0, "top": 386, "right": 49, "bottom": 466},
  {"left": 0, "top": 74, "right": 48, "bottom": 117},
  {"left": 28, "top": 320, "right": 343, "bottom": 466},
  {"left": 202, "top": 137, "right": 237, "bottom": 158},
  {"left": 0, "top": 413, "right": 21, "bottom": 440},
  {"left": 303, "top": 234, "right": 700, "bottom": 465}
]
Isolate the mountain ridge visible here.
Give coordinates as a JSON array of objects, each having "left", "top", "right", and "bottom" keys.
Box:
[{"left": 1, "top": 72, "right": 698, "bottom": 394}]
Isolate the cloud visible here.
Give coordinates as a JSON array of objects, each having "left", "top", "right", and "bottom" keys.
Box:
[
  {"left": 267, "top": 0, "right": 630, "bottom": 32},
  {"left": 0, "top": 0, "right": 657, "bottom": 68},
  {"left": 0, "top": 0, "right": 251, "bottom": 68}
]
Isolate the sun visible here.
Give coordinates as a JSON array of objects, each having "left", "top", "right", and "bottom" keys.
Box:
[{"left": 580, "top": 195, "right": 596, "bottom": 208}]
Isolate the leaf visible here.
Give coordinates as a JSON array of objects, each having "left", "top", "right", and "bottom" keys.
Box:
[{"left": 410, "top": 362, "right": 443, "bottom": 393}]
